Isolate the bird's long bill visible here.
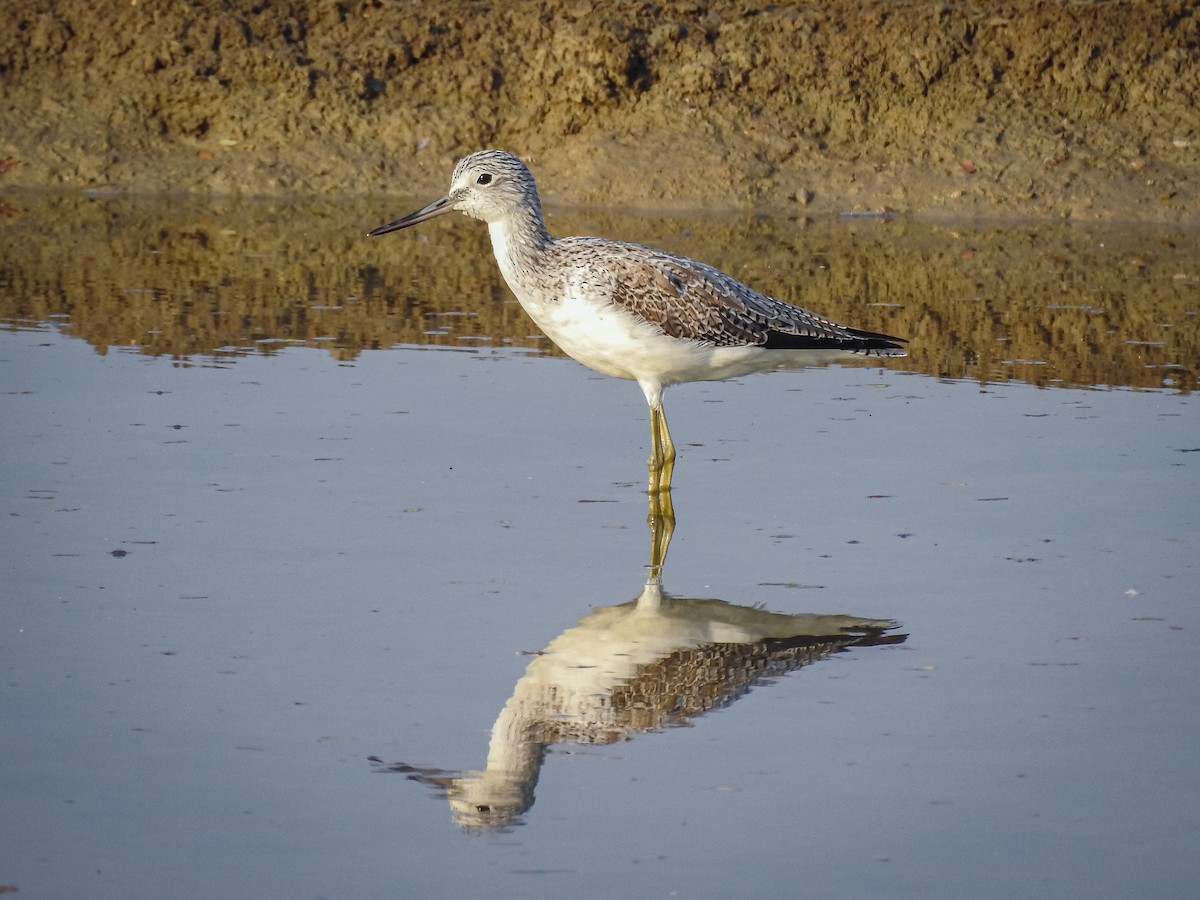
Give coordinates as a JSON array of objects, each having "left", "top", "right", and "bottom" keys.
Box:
[{"left": 368, "top": 196, "right": 454, "bottom": 236}]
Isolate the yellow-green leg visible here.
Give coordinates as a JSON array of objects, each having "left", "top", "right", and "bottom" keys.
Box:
[{"left": 647, "top": 405, "right": 676, "bottom": 494}]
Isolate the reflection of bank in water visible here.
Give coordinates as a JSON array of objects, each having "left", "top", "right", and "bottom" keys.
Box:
[
  {"left": 1, "top": 197, "right": 1192, "bottom": 394},
  {"left": 372, "top": 495, "right": 906, "bottom": 832}
]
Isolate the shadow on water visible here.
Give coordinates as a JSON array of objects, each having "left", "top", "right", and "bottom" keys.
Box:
[
  {"left": 369, "top": 492, "right": 906, "bottom": 832},
  {"left": 0, "top": 192, "right": 1196, "bottom": 393}
]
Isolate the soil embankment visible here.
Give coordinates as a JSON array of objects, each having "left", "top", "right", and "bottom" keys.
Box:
[{"left": 2, "top": 1, "right": 1198, "bottom": 220}]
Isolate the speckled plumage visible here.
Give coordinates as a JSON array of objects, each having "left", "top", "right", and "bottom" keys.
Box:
[{"left": 370, "top": 149, "right": 906, "bottom": 490}]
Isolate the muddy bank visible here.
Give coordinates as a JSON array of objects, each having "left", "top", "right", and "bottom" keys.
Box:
[{"left": 2, "top": 1, "right": 1198, "bottom": 221}]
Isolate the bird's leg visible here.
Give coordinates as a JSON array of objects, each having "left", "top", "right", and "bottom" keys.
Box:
[{"left": 647, "top": 405, "right": 676, "bottom": 494}]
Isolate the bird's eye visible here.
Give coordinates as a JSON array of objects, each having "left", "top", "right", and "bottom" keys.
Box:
[{"left": 476, "top": 173, "right": 492, "bottom": 185}]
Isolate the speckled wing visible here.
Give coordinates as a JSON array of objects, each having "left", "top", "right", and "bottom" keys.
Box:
[{"left": 584, "top": 241, "right": 905, "bottom": 353}]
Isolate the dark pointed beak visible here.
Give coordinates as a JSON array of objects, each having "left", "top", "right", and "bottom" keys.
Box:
[{"left": 368, "top": 196, "right": 455, "bottom": 236}]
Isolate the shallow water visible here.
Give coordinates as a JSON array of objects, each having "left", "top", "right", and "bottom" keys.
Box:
[{"left": 1, "top": 196, "right": 1197, "bottom": 899}]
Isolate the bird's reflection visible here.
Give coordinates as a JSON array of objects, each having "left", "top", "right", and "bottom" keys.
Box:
[{"left": 371, "top": 492, "right": 905, "bottom": 831}]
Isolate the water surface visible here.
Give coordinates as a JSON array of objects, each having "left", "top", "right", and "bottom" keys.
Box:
[{"left": 1, "top": 196, "right": 1197, "bottom": 899}]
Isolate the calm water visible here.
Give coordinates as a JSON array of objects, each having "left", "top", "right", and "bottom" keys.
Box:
[{"left": 1, "top": 196, "right": 1198, "bottom": 899}]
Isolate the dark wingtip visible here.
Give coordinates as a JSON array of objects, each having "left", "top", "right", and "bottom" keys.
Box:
[{"left": 763, "top": 327, "right": 908, "bottom": 353}]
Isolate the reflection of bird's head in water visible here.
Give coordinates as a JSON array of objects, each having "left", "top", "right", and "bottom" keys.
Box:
[{"left": 375, "top": 760, "right": 539, "bottom": 833}]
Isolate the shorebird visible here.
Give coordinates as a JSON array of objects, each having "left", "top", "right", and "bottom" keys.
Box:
[{"left": 369, "top": 150, "right": 905, "bottom": 492}]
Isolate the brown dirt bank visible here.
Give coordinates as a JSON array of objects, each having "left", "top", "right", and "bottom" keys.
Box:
[{"left": 2, "top": 1, "right": 1198, "bottom": 221}]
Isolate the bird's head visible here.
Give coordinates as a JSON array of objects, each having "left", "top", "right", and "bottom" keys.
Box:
[{"left": 368, "top": 149, "right": 538, "bottom": 235}]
